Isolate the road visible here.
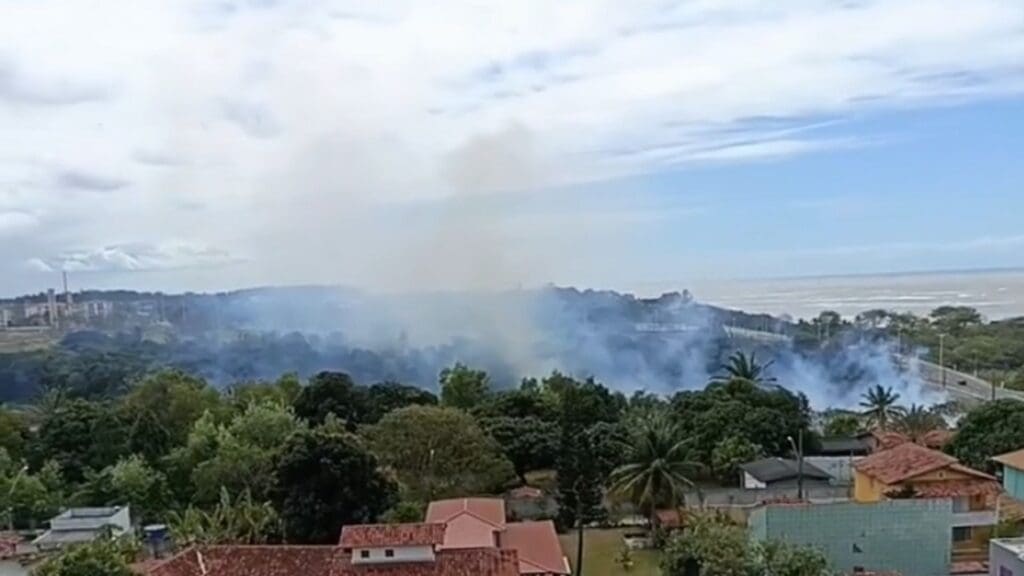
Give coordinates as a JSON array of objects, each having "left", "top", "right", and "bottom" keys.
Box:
[{"left": 910, "top": 357, "right": 1024, "bottom": 403}]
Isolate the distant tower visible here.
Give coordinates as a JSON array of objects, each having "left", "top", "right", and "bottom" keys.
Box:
[
  {"left": 62, "top": 271, "right": 73, "bottom": 307},
  {"left": 46, "top": 288, "right": 58, "bottom": 327}
]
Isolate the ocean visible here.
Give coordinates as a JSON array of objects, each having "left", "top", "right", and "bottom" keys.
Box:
[{"left": 645, "top": 269, "right": 1024, "bottom": 321}]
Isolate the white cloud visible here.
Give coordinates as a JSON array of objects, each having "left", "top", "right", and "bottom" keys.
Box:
[
  {"left": 30, "top": 242, "right": 244, "bottom": 273},
  {"left": 0, "top": 0, "right": 1023, "bottom": 291}
]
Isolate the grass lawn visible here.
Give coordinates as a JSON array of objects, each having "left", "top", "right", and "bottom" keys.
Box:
[{"left": 559, "top": 528, "right": 661, "bottom": 576}]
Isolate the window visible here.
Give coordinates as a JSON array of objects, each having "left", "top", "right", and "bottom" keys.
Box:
[
  {"left": 385, "top": 549, "right": 395, "bottom": 558},
  {"left": 952, "top": 496, "right": 970, "bottom": 513},
  {"left": 952, "top": 527, "right": 972, "bottom": 542},
  {"left": 360, "top": 550, "right": 370, "bottom": 559}
]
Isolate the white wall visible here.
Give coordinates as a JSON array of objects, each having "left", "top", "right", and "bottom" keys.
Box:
[
  {"left": 743, "top": 472, "right": 767, "bottom": 489},
  {"left": 351, "top": 546, "right": 435, "bottom": 564}
]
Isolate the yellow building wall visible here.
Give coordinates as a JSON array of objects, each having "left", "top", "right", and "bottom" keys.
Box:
[{"left": 853, "top": 470, "right": 883, "bottom": 502}]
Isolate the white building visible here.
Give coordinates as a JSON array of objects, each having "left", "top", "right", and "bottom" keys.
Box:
[
  {"left": 33, "top": 506, "right": 132, "bottom": 551},
  {"left": 990, "top": 538, "right": 1024, "bottom": 576}
]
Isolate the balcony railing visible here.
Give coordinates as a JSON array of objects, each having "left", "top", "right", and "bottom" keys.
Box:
[{"left": 951, "top": 509, "right": 997, "bottom": 527}]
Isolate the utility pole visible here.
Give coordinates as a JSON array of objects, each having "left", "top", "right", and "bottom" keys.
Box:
[
  {"left": 788, "top": 431, "right": 804, "bottom": 500},
  {"left": 939, "top": 333, "right": 947, "bottom": 388}
]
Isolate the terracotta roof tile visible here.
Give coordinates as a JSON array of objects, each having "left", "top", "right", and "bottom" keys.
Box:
[
  {"left": 993, "top": 448, "right": 1024, "bottom": 470},
  {"left": 912, "top": 480, "right": 1001, "bottom": 498},
  {"left": 339, "top": 523, "right": 446, "bottom": 548},
  {"left": 500, "top": 521, "right": 569, "bottom": 575},
  {"left": 146, "top": 546, "right": 337, "bottom": 576},
  {"left": 145, "top": 546, "right": 520, "bottom": 576},
  {"left": 425, "top": 499, "right": 506, "bottom": 529},
  {"left": 854, "top": 442, "right": 957, "bottom": 484}
]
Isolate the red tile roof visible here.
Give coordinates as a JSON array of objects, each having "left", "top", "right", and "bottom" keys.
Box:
[
  {"left": 912, "top": 479, "right": 1002, "bottom": 498},
  {"left": 500, "top": 521, "right": 569, "bottom": 575},
  {"left": 144, "top": 546, "right": 520, "bottom": 576},
  {"left": 425, "top": 499, "right": 506, "bottom": 529},
  {"left": 339, "top": 524, "right": 446, "bottom": 548},
  {"left": 146, "top": 546, "right": 337, "bottom": 576},
  {"left": 854, "top": 442, "right": 958, "bottom": 484},
  {"left": 993, "top": 448, "right": 1024, "bottom": 470}
]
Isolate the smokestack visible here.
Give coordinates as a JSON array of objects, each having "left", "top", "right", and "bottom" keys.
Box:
[{"left": 46, "top": 289, "right": 57, "bottom": 327}]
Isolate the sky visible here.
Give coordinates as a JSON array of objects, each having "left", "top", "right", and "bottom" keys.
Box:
[{"left": 2, "top": 0, "right": 1024, "bottom": 297}]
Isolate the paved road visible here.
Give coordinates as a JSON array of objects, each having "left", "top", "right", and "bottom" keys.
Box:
[{"left": 910, "top": 357, "right": 1024, "bottom": 403}]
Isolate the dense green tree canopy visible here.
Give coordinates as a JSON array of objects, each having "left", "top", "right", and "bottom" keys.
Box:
[
  {"left": 78, "top": 455, "right": 171, "bottom": 524},
  {"left": 364, "top": 381, "right": 438, "bottom": 423},
  {"left": 275, "top": 427, "right": 397, "bottom": 544},
  {"left": 947, "top": 399, "right": 1024, "bottom": 471},
  {"left": 482, "top": 416, "right": 559, "bottom": 483},
  {"left": 366, "top": 405, "right": 514, "bottom": 501},
  {"left": 33, "top": 399, "right": 128, "bottom": 483},
  {"left": 439, "top": 363, "right": 491, "bottom": 410},
  {"left": 293, "top": 371, "right": 369, "bottom": 427},
  {"left": 120, "top": 370, "right": 223, "bottom": 463},
  {"left": 671, "top": 379, "right": 814, "bottom": 466},
  {"left": 35, "top": 537, "right": 136, "bottom": 576}
]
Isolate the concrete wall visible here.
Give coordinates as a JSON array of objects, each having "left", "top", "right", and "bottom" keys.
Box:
[
  {"left": 351, "top": 546, "right": 435, "bottom": 564},
  {"left": 990, "top": 539, "right": 1024, "bottom": 576},
  {"left": 743, "top": 472, "right": 766, "bottom": 489},
  {"left": 1005, "top": 467, "right": 1024, "bottom": 501},
  {"left": 749, "top": 499, "right": 953, "bottom": 576},
  {"left": 805, "top": 456, "right": 860, "bottom": 485}
]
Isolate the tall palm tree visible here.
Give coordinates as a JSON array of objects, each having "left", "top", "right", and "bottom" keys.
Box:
[
  {"left": 895, "top": 404, "right": 945, "bottom": 443},
  {"left": 716, "top": 351, "right": 776, "bottom": 384},
  {"left": 609, "top": 413, "right": 702, "bottom": 528},
  {"left": 859, "top": 385, "right": 905, "bottom": 431}
]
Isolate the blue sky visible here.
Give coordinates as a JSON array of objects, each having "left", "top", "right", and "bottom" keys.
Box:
[{"left": 1, "top": 1, "right": 1023, "bottom": 296}]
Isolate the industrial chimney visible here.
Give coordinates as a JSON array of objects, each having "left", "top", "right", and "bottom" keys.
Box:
[{"left": 46, "top": 289, "right": 57, "bottom": 327}]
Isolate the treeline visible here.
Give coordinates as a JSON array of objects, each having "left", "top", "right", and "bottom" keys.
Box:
[
  {"left": 794, "top": 305, "right": 1024, "bottom": 387},
  {"left": 0, "top": 359, "right": 816, "bottom": 544}
]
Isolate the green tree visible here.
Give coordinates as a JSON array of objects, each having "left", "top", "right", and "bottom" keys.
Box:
[
  {"left": 555, "top": 430, "right": 607, "bottom": 531},
  {"left": 33, "top": 399, "right": 128, "bottom": 483},
  {"left": 760, "top": 540, "right": 833, "bottom": 576},
  {"left": 364, "top": 382, "right": 437, "bottom": 423},
  {"left": 227, "top": 374, "right": 302, "bottom": 411},
  {"left": 609, "top": 413, "right": 702, "bottom": 527},
  {"left": 662, "top": 514, "right": 757, "bottom": 576},
  {"left": 717, "top": 351, "right": 776, "bottom": 384},
  {"left": 948, "top": 399, "right": 1024, "bottom": 471},
  {"left": 120, "top": 370, "right": 223, "bottom": 463},
  {"left": 823, "top": 412, "right": 862, "bottom": 437},
  {"left": 168, "top": 488, "right": 280, "bottom": 545},
  {"left": 365, "top": 405, "right": 514, "bottom": 501},
  {"left": 0, "top": 408, "right": 28, "bottom": 461},
  {"left": 894, "top": 404, "right": 945, "bottom": 443},
  {"left": 439, "top": 363, "right": 491, "bottom": 410},
  {"left": 930, "top": 306, "right": 983, "bottom": 336},
  {"left": 482, "top": 416, "right": 559, "bottom": 483},
  {"left": 474, "top": 388, "right": 559, "bottom": 421},
  {"left": 859, "top": 385, "right": 905, "bottom": 431},
  {"left": 711, "top": 436, "right": 761, "bottom": 485},
  {"left": 35, "top": 538, "right": 136, "bottom": 576},
  {"left": 381, "top": 501, "right": 426, "bottom": 524},
  {"left": 77, "top": 455, "right": 171, "bottom": 524},
  {"left": 275, "top": 427, "right": 397, "bottom": 544},
  {"left": 671, "top": 378, "right": 814, "bottom": 466},
  {"left": 167, "top": 402, "right": 305, "bottom": 506},
  {"left": 293, "top": 371, "right": 369, "bottom": 427}
]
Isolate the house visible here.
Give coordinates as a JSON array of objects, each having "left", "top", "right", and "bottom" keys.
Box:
[
  {"left": 989, "top": 538, "right": 1024, "bottom": 576},
  {"left": 740, "top": 457, "right": 832, "bottom": 489},
  {"left": 853, "top": 442, "right": 1000, "bottom": 562},
  {"left": 992, "top": 448, "right": 1024, "bottom": 501},
  {"left": 33, "top": 506, "right": 132, "bottom": 551},
  {"left": 749, "top": 499, "right": 953, "bottom": 576},
  {"left": 144, "top": 523, "right": 520, "bottom": 576},
  {"left": 426, "top": 498, "right": 570, "bottom": 575}
]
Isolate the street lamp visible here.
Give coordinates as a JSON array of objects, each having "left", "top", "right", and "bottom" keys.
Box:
[
  {"left": 6, "top": 465, "right": 28, "bottom": 532},
  {"left": 787, "top": 431, "right": 804, "bottom": 500}
]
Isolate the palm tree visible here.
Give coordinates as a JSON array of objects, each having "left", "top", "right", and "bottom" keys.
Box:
[
  {"left": 895, "top": 404, "right": 945, "bottom": 443},
  {"left": 859, "top": 385, "right": 905, "bottom": 431},
  {"left": 609, "top": 413, "right": 702, "bottom": 529},
  {"left": 716, "top": 351, "right": 776, "bottom": 385}
]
